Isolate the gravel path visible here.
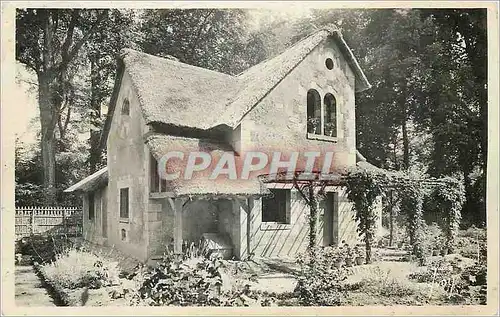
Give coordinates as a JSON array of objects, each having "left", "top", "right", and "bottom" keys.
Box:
[{"left": 15, "top": 265, "right": 56, "bottom": 307}]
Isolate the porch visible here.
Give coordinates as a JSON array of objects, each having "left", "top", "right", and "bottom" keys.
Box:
[{"left": 148, "top": 192, "right": 261, "bottom": 261}]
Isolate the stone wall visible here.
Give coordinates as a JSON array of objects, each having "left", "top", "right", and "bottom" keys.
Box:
[
  {"left": 105, "top": 71, "right": 149, "bottom": 261},
  {"left": 147, "top": 198, "right": 221, "bottom": 258},
  {"left": 227, "top": 37, "right": 361, "bottom": 259},
  {"left": 239, "top": 37, "right": 357, "bottom": 169}
]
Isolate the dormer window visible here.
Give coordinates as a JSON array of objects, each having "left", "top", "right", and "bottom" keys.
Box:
[
  {"left": 307, "top": 89, "right": 321, "bottom": 134},
  {"left": 121, "top": 98, "right": 130, "bottom": 116},
  {"left": 324, "top": 93, "right": 337, "bottom": 137}
]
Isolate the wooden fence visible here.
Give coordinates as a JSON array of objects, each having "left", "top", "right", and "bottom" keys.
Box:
[{"left": 15, "top": 206, "right": 83, "bottom": 240}]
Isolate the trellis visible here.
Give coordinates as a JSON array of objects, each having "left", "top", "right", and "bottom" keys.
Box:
[
  {"left": 345, "top": 168, "right": 465, "bottom": 264},
  {"left": 261, "top": 168, "right": 465, "bottom": 266}
]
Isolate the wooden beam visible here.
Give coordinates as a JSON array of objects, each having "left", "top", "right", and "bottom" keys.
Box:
[
  {"left": 150, "top": 192, "right": 175, "bottom": 199},
  {"left": 170, "top": 197, "right": 185, "bottom": 255},
  {"left": 235, "top": 198, "right": 250, "bottom": 214},
  {"left": 247, "top": 198, "right": 254, "bottom": 259},
  {"left": 234, "top": 197, "right": 253, "bottom": 259}
]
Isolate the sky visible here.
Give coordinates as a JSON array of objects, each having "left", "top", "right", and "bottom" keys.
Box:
[{"left": 14, "top": 62, "right": 39, "bottom": 146}]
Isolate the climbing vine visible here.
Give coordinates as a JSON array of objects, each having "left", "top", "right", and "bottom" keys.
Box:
[
  {"left": 432, "top": 178, "right": 466, "bottom": 253},
  {"left": 399, "top": 183, "right": 425, "bottom": 262},
  {"left": 279, "top": 165, "right": 465, "bottom": 267},
  {"left": 344, "top": 166, "right": 465, "bottom": 265},
  {"left": 345, "top": 169, "right": 384, "bottom": 263}
]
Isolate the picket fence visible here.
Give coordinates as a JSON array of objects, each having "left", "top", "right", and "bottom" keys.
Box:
[{"left": 15, "top": 206, "right": 83, "bottom": 240}]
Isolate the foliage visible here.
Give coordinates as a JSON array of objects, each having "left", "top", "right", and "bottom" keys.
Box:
[
  {"left": 15, "top": 235, "right": 78, "bottom": 264},
  {"left": 130, "top": 249, "right": 293, "bottom": 307},
  {"left": 431, "top": 179, "right": 466, "bottom": 252},
  {"left": 345, "top": 165, "right": 465, "bottom": 266},
  {"left": 456, "top": 227, "right": 487, "bottom": 263},
  {"left": 420, "top": 222, "right": 445, "bottom": 256},
  {"left": 408, "top": 256, "right": 486, "bottom": 304},
  {"left": 345, "top": 168, "right": 384, "bottom": 263},
  {"left": 342, "top": 266, "right": 447, "bottom": 306},
  {"left": 139, "top": 9, "right": 250, "bottom": 75},
  {"left": 41, "top": 248, "right": 121, "bottom": 289},
  {"left": 399, "top": 182, "right": 426, "bottom": 263},
  {"left": 16, "top": 9, "right": 111, "bottom": 204},
  {"left": 295, "top": 247, "right": 350, "bottom": 306},
  {"left": 134, "top": 252, "right": 224, "bottom": 306}
]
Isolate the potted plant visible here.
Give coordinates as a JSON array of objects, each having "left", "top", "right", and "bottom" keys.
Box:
[
  {"left": 307, "top": 117, "right": 320, "bottom": 134},
  {"left": 345, "top": 246, "right": 354, "bottom": 267},
  {"left": 324, "top": 122, "right": 336, "bottom": 137},
  {"left": 334, "top": 248, "right": 345, "bottom": 268},
  {"left": 354, "top": 246, "right": 365, "bottom": 265}
]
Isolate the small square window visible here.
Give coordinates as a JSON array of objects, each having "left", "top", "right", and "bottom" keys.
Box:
[
  {"left": 262, "top": 189, "right": 290, "bottom": 224},
  {"left": 120, "top": 188, "right": 129, "bottom": 219}
]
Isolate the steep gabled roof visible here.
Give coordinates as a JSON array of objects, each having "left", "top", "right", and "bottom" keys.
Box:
[
  {"left": 122, "top": 49, "right": 241, "bottom": 130},
  {"left": 222, "top": 25, "right": 371, "bottom": 127},
  {"left": 98, "top": 25, "right": 371, "bottom": 153}
]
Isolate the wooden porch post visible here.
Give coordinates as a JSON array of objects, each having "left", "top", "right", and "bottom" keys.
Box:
[
  {"left": 167, "top": 197, "right": 185, "bottom": 255},
  {"left": 235, "top": 197, "right": 252, "bottom": 259},
  {"left": 247, "top": 198, "right": 254, "bottom": 258}
]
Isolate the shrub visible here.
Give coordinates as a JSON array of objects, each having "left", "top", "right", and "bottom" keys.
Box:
[
  {"left": 421, "top": 223, "right": 445, "bottom": 256},
  {"left": 16, "top": 235, "right": 77, "bottom": 264},
  {"left": 294, "top": 248, "right": 349, "bottom": 306},
  {"left": 408, "top": 256, "right": 486, "bottom": 304},
  {"left": 343, "top": 266, "right": 446, "bottom": 305},
  {"left": 133, "top": 251, "right": 225, "bottom": 306},
  {"left": 459, "top": 226, "right": 486, "bottom": 242},
  {"left": 41, "top": 249, "right": 120, "bottom": 289},
  {"left": 457, "top": 227, "right": 487, "bottom": 262}
]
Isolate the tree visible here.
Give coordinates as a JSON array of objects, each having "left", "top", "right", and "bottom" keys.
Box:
[
  {"left": 138, "top": 9, "right": 250, "bottom": 75},
  {"left": 418, "top": 9, "right": 487, "bottom": 225},
  {"left": 16, "top": 9, "right": 108, "bottom": 204},
  {"left": 85, "top": 9, "right": 136, "bottom": 172}
]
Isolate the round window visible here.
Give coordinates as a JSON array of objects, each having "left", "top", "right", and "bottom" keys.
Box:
[{"left": 325, "top": 58, "right": 334, "bottom": 70}]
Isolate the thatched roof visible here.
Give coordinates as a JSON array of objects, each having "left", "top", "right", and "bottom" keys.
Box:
[
  {"left": 64, "top": 167, "right": 108, "bottom": 193},
  {"left": 223, "top": 25, "right": 371, "bottom": 127},
  {"left": 121, "top": 49, "right": 240, "bottom": 130},
  {"left": 98, "top": 25, "right": 371, "bottom": 150},
  {"left": 146, "top": 134, "right": 270, "bottom": 198}
]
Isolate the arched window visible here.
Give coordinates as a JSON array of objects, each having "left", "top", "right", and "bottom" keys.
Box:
[
  {"left": 307, "top": 89, "right": 321, "bottom": 134},
  {"left": 121, "top": 98, "right": 130, "bottom": 116},
  {"left": 324, "top": 93, "right": 337, "bottom": 137}
]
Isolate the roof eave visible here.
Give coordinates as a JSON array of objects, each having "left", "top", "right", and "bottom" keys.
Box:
[
  {"left": 97, "top": 58, "right": 125, "bottom": 155},
  {"left": 64, "top": 167, "right": 109, "bottom": 193},
  {"left": 330, "top": 30, "right": 371, "bottom": 93}
]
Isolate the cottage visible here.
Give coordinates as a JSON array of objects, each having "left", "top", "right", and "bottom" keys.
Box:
[{"left": 65, "top": 25, "right": 382, "bottom": 263}]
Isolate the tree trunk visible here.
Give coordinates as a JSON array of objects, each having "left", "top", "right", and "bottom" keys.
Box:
[
  {"left": 389, "top": 191, "right": 394, "bottom": 247},
  {"left": 365, "top": 221, "right": 372, "bottom": 264},
  {"left": 38, "top": 75, "right": 57, "bottom": 205},
  {"left": 401, "top": 107, "right": 410, "bottom": 171},
  {"left": 89, "top": 54, "right": 102, "bottom": 173}
]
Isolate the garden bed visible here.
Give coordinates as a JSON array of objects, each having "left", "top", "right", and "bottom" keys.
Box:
[{"left": 34, "top": 261, "right": 135, "bottom": 306}]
